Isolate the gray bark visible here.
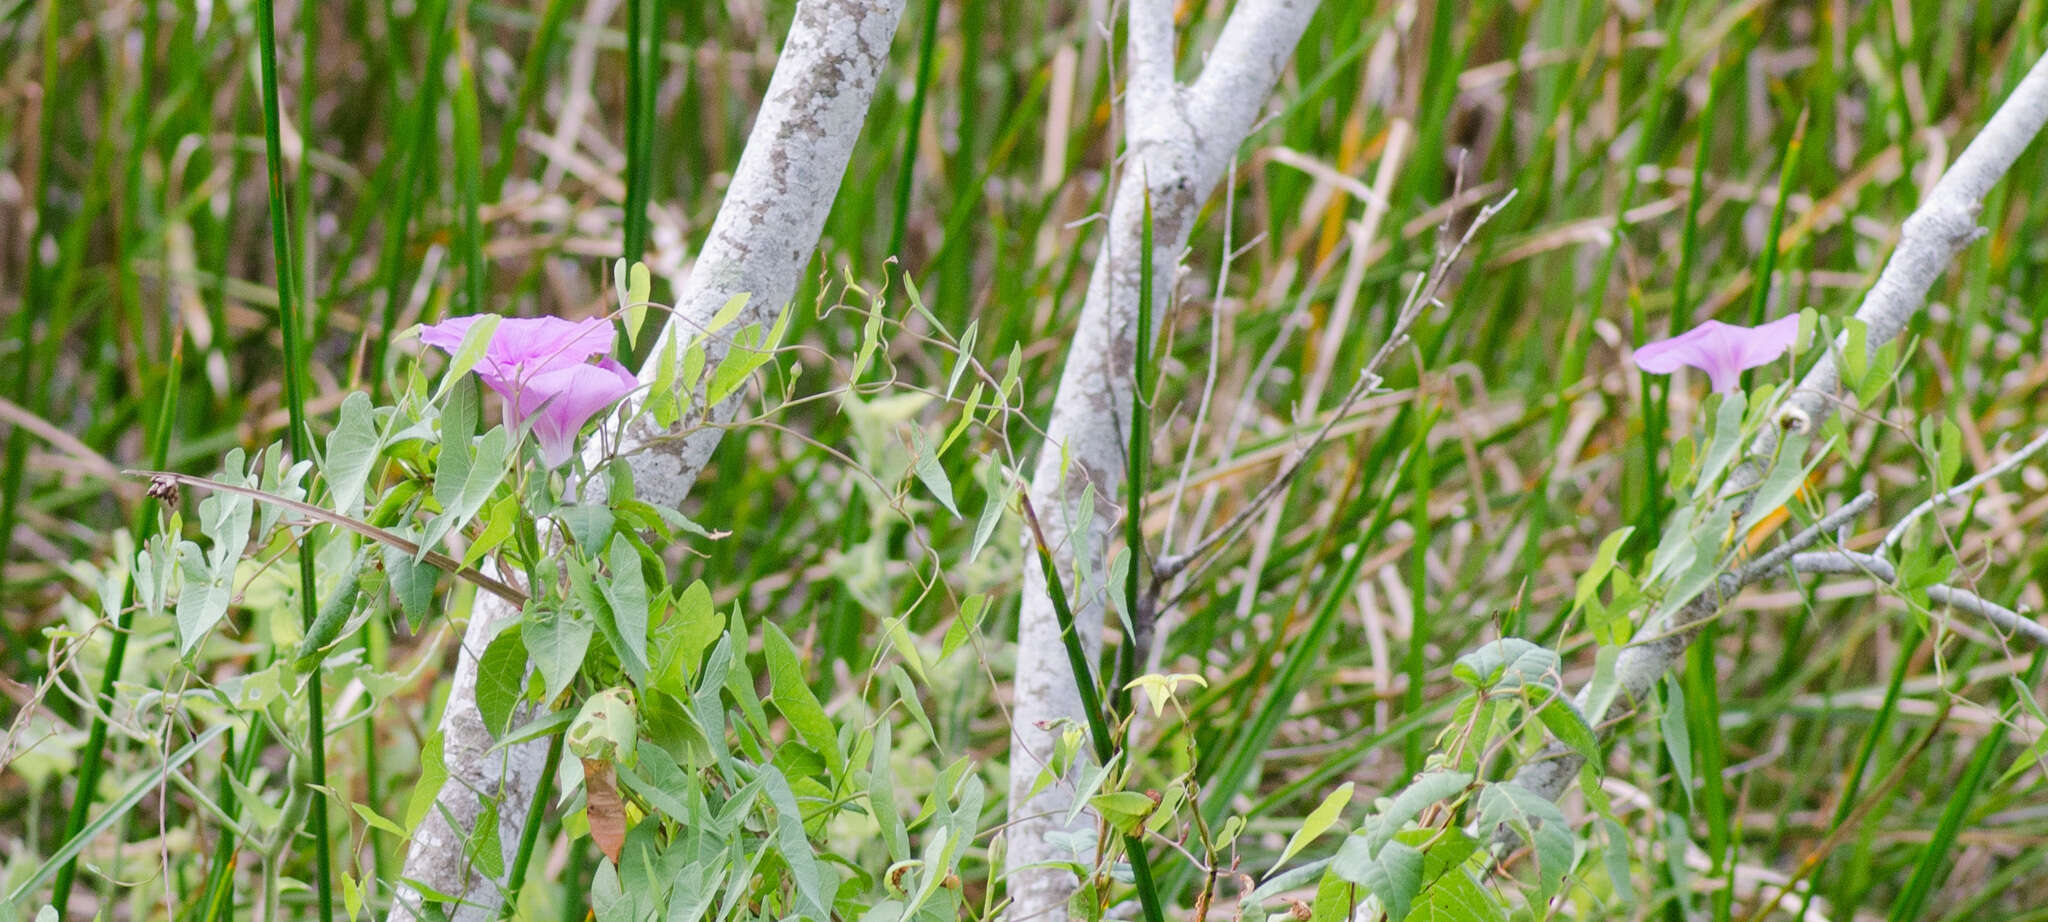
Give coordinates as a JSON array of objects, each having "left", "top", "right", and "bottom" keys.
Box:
[{"left": 1004, "top": 2, "right": 1321, "bottom": 920}]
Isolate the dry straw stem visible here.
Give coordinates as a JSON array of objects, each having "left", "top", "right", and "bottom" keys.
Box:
[
  {"left": 1004, "top": 1, "right": 1322, "bottom": 918},
  {"left": 1503, "top": 49, "right": 2048, "bottom": 811},
  {"left": 388, "top": 1, "right": 907, "bottom": 917}
]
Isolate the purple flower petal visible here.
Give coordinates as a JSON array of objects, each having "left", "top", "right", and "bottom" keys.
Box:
[
  {"left": 506, "top": 358, "right": 639, "bottom": 467},
  {"left": 481, "top": 317, "right": 616, "bottom": 372},
  {"left": 1634, "top": 315, "right": 1800, "bottom": 394},
  {"left": 417, "top": 316, "right": 483, "bottom": 354},
  {"left": 419, "top": 315, "right": 618, "bottom": 395}
]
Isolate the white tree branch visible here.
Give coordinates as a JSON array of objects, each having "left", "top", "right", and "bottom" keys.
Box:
[
  {"left": 1763, "top": 53, "right": 2048, "bottom": 454},
  {"left": 388, "top": 1, "right": 905, "bottom": 917},
  {"left": 1501, "top": 49, "right": 2048, "bottom": 818},
  {"left": 1877, "top": 428, "right": 2048, "bottom": 559},
  {"left": 1004, "top": 1, "right": 1319, "bottom": 919}
]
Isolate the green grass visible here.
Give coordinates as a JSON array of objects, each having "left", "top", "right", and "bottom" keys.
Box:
[{"left": 4, "top": 1, "right": 2048, "bottom": 919}]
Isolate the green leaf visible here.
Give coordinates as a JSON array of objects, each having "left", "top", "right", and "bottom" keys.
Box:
[
  {"left": 423, "top": 425, "right": 508, "bottom": 556},
  {"left": 1661, "top": 675, "right": 1694, "bottom": 803},
  {"left": 618, "top": 259, "right": 652, "bottom": 348},
  {"left": 461, "top": 493, "right": 520, "bottom": 569},
  {"left": 940, "top": 382, "right": 983, "bottom": 456},
  {"left": 1271, "top": 781, "right": 1354, "bottom": 874},
  {"left": 968, "top": 463, "right": 1011, "bottom": 564},
  {"left": 1452, "top": 639, "right": 1558, "bottom": 691},
  {"left": 1525, "top": 684, "right": 1599, "bottom": 762},
  {"left": 616, "top": 754, "right": 692, "bottom": 823},
  {"left": 174, "top": 540, "right": 233, "bottom": 655},
  {"left": 325, "top": 391, "right": 381, "bottom": 517},
  {"left": 1477, "top": 782, "right": 1573, "bottom": 900},
  {"left": 759, "top": 765, "right": 830, "bottom": 920},
  {"left": 175, "top": 458, "right": 258, "bottom": 653},
  {"left": 763, "top": 622, "right": 845, "bottom": 777},
  {"left": 706, "top": 322, "right": 776, "bottom": 407},
  {"left": 1090, "top": 791, "right": 1157, "bottom": 835},
  {"left": 602, "top": 540, "right": 650, "bottom": 683},
  {"left": 1795, "top": 307, "right": 1818, "bottom": 352},
  {"left": 476, "top": 627, "right": 530, "bottom": 738},
  {"left": 468, "top": 798, "right": 504, "bottom": 879},
  {"left": 1409, "top": 833, "right": 1504, "bottom": 922},
  {"left": 1736, "top": 431, "right": 1819, "bottom": 536},
  {"left": 384, "top": 542, "right": 437, "bottom": 629},
  {"left": 493, "top": 708, "right": 573, "bottom": 752},
  {"left": 1367, "top": 771, "right": 1473, "bottom": 853},
  {"left": 1573, "top": 527, "right": 1634, "bottom": 612},
  {"left": 1574, "top": 527, "right": 1635, "bottom": 645},
  {"left": 558, "top": 504, "right": 616, "bottom": 555},
  {"left": 1599, "top": 814, "right": 1637, "bottom": 905},
  {"left": 523, "top": 608, "right": 592, "bottom": 702},
  {"left": 706, "top": 292, "right": 751, "bottom": 337},
  {"left": 404, "top": 732, "right": 448, "bottom": 830},
  {"left": 434, "top": 314, "right": 501, "bottom": 400},
  {"left": 941, "top": 594, "right": 987, "bottom": 661},
  {"left": 870, "top": 721, "right": 909, "bottom": 860},
  {"left": 909, "top": 427, "right": 960, "bottom": 517},
  {"left": 294, "top": 556, "right": 368, "bottom": 673},
  {"left": 1842, "top": 317, "right": 1869, "bottom": 394},
  {"left": 1582, "top": 645, "right": 1623, "bottom": 726},
  {"left": 1935, "top": 416, "right": 1964, "bottom": 492},
  {"left": 352, "top": 801, "right": 407, "bottom": 838},
  {"left": 1858, "top": 338, "right": 1900, "bottom": 404},
  {"left": 945, "top": 320, "right": 978, "bottom": 398},
  {"left": 342, "top": 871, "right": 363, "bottom": 921},
  {"left": 1695, "top": 391, "right": 1748, "bottom": 496},
  {"left": 1353, "top": 838, "right": 1424, "bottom": 921},
  {"left": 1310, "top": 863, "right": 1356, "bottom": 922},
  {"left": 647, "top": 334, "right": 684, "bottom": 428},
  {"left": 652, "top": 581, "right": 720, "bottom": 694}
]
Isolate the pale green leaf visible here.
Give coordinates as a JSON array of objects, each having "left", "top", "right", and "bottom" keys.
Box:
[
  {"left": 1271, "top": 782, "right": 1354, "bottom": 875},
  {"left": 1661, "top": 676, "right": 1694, "bottom": 804},
  {"left": 557, "top": 504, "right": 615, "bottom": 555},
  {"left": 1452, "top": 638, "right": 1558, "bottom": 690},
  {"left": 1367, "top": 771, "right": 1473, "bottom": 853},
  {"left": 475, "top": 627, "right": 529, "bottom": 738},
  {"left": 404, "top": 732, "right": 447, "bottom": 830},
  {"left": 352, "top": 801, "right": 407, "bottom": 838},
  {"left": 461, "top": 493, "right": 520, "bottom": 569},
  {"left": 602, "top": 540, "right": 650, "bottom": 683},
  {"left": 706, "top": 292, "right": 750, "bottom": 336},
  {"left": 1477, "top": 782, "right": 1573, "bottom": 900},
  {"left": 763, "top": 622, "right": 845, "bottom": 777},
  {"left": 523, "top": 608, "right": 592, "bottom": 702},
  {"left": 434, "top": 314, "right": 501, "bottom": 400},
  {"left": 1695, "top": 390, "right": 1748, "bottom": 496},
  {"left": 324, "top": 391, "right": 381, "bottom": 517},
  {"left": 1343, "top": 838, "right": 1423, "bottom": 921},
  {"left": 760, "top": 765, "right": 830, "bottom": 920},
  {"left": 909, "top": 427, "right": 960, "bottom": 517},
  {"left": 1525, "top": 684, "right": 1599, "bottom": 762}
]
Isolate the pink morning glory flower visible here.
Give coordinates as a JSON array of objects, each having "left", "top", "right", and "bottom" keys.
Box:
[
  {"left": 419, "top": 315, "right": 639, "bottom": 467},
  {"left": 1633, "top": 314, "right": 1801, "bottom": 394}
]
